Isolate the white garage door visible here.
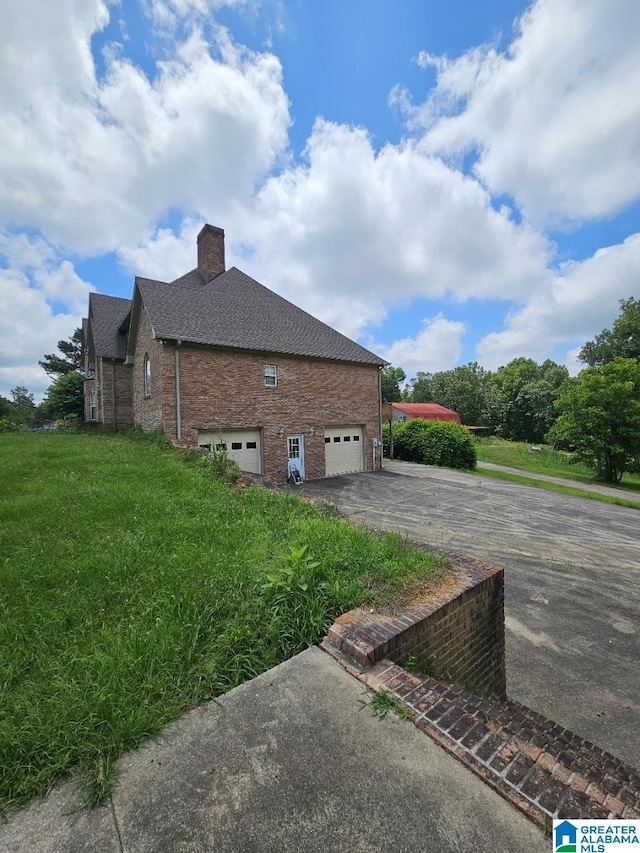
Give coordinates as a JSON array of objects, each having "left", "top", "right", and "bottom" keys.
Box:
[
  {"left": 197, "top": 429, "right": 261, "bottom": 474},
  {"left": 324, "top": 425, "right": 364, "bottom": 476}
]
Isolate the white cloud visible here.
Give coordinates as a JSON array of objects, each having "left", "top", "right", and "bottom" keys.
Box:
[
  {"left": 230, "top": 118, "right": 551, "bottom": 340},
  {"left": 0, "top": 1, "right": 290, "bottom": 253},
  {"left": 0, "top": 269, "right": 89, "bottom": 401},
  {"left": 407, "top": 0, "right": 640, "bottom": 225},
  {"left": 1, "top": 0, "right": 638, "bottom": 400},
  {"left": 476, "top": 233, "right": 640, "bottom": 370},
  {"left": 374, "top": 314, "right": 466, "bottom": 378},
  {"left": 146, "top": 0, "right": 252, "bottom": 28},
  {"left": 0, "top": 0, "right": 290, "bottom": 396},
  {"left": 117, "top": 219, "right": 201, "bottom": 279},
  {"left": 0, "top": 231, "right": 94, "bottom": 399}
]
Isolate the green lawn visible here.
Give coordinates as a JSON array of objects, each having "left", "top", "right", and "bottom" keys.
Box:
[
  {"left": 0, "top": 431, "right": 444, "bottom": 813},
  {"left": 475, "top": 437, "right": 640, "bottom": 494}
]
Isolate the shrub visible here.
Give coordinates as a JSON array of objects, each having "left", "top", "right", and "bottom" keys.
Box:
[
  {"left": 0, "top": 418, "right": 19, "bottom": 433},
  {"left": 387, "top": 418, "right": 476, "bottom": 470},
  {"left": 199, "top": 443, "right": 240, "bottom": 484}
]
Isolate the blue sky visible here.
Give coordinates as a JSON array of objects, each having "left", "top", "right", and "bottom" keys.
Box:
[{"left": 1, "top": 0, "right": 640, "bottom": 399}]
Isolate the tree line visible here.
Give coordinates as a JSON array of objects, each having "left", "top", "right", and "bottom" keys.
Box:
[
  {"left": 381, "top": 297, "right": 640, "bottom": 483},
  {"left": 0, "top": 329, "right": 84, "bottom": 431}
]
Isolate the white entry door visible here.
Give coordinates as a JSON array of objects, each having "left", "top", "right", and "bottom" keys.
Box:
[{"left": 287, "top": 435, "right": 305, "bottom": 480}]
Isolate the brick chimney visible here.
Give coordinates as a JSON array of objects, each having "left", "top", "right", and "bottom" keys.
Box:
[{"left": 197, "top": 224, "right": 225, "bottom": 281}]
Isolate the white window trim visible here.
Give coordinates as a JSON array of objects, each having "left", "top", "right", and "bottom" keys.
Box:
[
  {"left": 264, "top": 364, "right": 277, "bottom": 387},
  {"left": 144, "top": 353, "right": 152, "bottom": 397}
]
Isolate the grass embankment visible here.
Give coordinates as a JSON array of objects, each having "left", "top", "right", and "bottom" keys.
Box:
[
  {"left": 0, "top": 432, "right": 444, "bottom": 813},
  {"left": 474, "top": 438, "right": 640, "bottom": 509}
]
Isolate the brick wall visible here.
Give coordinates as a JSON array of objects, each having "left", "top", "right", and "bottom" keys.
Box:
[
  {"left": 112, "top": 362, "right": 133, "bottom": 428},
  {"left": 167, "top": 345, "right": 381, "bottom": 481},
  {"left": 84, "top": 355, "right": 132, "bottom": 428},
  {"left": 97, "top": 360, "right": 133, "bottom": 428},
  {"left": 324, "top": 555, "right": 506, "bottom": 698},
  {"left": 132, "top": 307, "right": 164, "bottom": 432},
  {"left": 84, "top": 377, "right": 96, "bottom": 422},
  {"left": 197, "top": 225, "right": 225, "bottom": 282},
  {"left": 96, "top": 359, "right": 106, "bottom": 423}
]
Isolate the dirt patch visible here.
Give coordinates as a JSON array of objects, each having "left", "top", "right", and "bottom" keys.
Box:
[{"left": 372, "top": 563, "right": 464, "bottom": 616}]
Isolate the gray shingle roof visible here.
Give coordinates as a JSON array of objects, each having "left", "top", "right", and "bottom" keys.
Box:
[
  {"left": 88, "top": 294, "right": 131, "bottom": 359},
  {"left": 136, "top": 267, "right": 386, "bottom": 366}
]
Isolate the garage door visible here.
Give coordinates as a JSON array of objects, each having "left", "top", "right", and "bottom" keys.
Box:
[
  {"left": 197, "top": 429, "right": 261, "bottom": 474},
  {"left": 324, "top": 426, "right": 364, "bottom": 476}
]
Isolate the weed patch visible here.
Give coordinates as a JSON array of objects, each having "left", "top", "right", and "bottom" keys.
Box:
[
  {"left": 0, "top": 432, "right": 444, "bottom": 813},
  {"left": 360, "top": 690, "right": 415, "bottom": 722}
]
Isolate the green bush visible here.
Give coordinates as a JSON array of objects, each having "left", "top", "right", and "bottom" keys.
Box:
[
  {"left": 384, "top": 419, "right": 476, "bottom": 470},
  {"left": 0, "top": 418, "right": 19, "bottom": 433}
]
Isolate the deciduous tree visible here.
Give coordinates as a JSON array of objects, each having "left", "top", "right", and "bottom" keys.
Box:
[
  {"left": 579, "top": 298, "right": 640, "bottom": 367},
  {"left": 41, "top": 371, "right": 85, "bottom": 421},
  {"left": 10, "top": 386, "right": 36, "bottom": 426},
  {"left": 380, "top": 366, "right": 406, "bottom": 402},
  {"left": 548, "top": 358, "right": 640, "bottom": 483},
  {"left": 427, "top": 362, "right": 488, "bottom": 425},
  {"left": 486, "top": 358, "right": 568, "bottom": 442}
]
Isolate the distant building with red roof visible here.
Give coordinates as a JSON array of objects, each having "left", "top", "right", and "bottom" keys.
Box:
[{"left": 391, "top": 403, "right": 460, "bottom": 423}]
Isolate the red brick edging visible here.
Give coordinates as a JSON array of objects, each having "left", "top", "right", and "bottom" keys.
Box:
[
  {"left": 322, "top": 653, "right": 640, "bottom": 828},
  {"left": 321, "top": 555, "right": 640, "bottom": 829}
]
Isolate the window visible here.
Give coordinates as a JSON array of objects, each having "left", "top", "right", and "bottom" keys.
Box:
[
  {"left": 288, "top": 437, "right": 300, "bottom": 458},
  {"left": 264, "top": 364, "right": 277, "bottom": 387},
  {"left": 144, "top": 353, "right": 152, "bottom": 396},
  {"left": 324, "top": 436, "right": 330, "bottom": 444},
  {"left": 333, "top": 436, "right": 341, "bottom": 442},
  {"left": 89, "top": 391, "right": 97, "bottom": 421},
  {"left": 231, "top": 442, "right": 242, "bottom": 450},
  {"left": 353, "top": 435, "right": 360, "bottom": 441},
  {"left": 246, "top": 441, "right": 257, "bottom": 449},
  {"left": 344, "top": 435, "right": 351, "bottom": 442},
  {"left": 215, "top": 442, "right": 227, "bottom": 451}
]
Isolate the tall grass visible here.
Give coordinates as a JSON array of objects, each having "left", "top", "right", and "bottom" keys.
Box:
[{"left": 0, "top": 432, "right": 443, "bottom": 812}]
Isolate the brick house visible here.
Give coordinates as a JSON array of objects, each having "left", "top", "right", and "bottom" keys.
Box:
[
  {"left": 83, "top": 294, "right": 133, "bottom": 429},
  {"left": 83, "top": 224, "right": 387, "bottom": 481}
]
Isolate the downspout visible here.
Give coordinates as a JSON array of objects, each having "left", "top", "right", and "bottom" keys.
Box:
[
  {"left": 111, "top": 362, "right": 116, "bottom": 428},
  {"left": 175, "top": 342, "right": 182, "bottom": 443},
  {"left": 378, "top": 366, "right": 383, "bottom": 470}
]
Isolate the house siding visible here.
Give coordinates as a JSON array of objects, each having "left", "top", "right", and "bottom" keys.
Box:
[{"left": 169, "top": 346, "right": 381, "bottom": 481}]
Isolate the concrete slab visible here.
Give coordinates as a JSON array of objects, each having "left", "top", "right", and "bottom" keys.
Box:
[
  {"left": 299, "top": 461, "right": 640, "bottom": 768},
  {"left": 0, "top": 648, "right": 547, "bottom": 853}
]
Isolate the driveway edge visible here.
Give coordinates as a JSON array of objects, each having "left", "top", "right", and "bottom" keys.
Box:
[{"left": 321, "top": 648, "right": 640, "bottom": 828}]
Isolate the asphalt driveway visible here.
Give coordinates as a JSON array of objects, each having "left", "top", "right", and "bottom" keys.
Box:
[{"left": 299, "top": 460, "right": 640, "bottom": 769}]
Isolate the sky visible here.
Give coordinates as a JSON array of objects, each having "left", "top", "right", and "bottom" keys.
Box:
[{"left": 2, "top": 0, "right": 640, "bottom": 401}]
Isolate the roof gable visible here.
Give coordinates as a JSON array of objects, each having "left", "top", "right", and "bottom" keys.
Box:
[
  {"left": 135, "top": 267, "right": 386, "bottom": 366},
  {"left": 87, "top": 293, "right": 131, "bottom": 360}
]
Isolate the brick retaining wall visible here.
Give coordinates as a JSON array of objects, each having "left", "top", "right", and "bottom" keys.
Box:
[
  {"left": 321, "top": 554, "right": 640, "bottom": 826},
  {"left": 324, "top": 555, "right": 506, "bottom": 698}
]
